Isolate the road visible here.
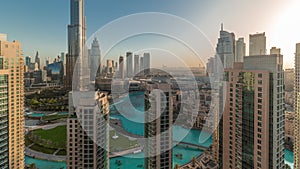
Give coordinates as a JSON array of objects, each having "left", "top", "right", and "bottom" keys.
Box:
[{"left": 25, "top": 147, "right": 66, "bottom": 161}]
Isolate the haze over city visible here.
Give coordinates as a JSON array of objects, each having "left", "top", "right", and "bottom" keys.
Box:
[
  {"left": 1, "top": 0, "right": 300, "bottom": 67},
  {"left": 0, "top": 0, "right": 300, "bottom": 169}
]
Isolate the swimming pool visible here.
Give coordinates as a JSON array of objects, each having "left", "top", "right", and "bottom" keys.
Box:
[
  {"left": 25, "top": 92, "right": 295, "bottom": 168},
  {"left": 25, "top": 156, "right": 66, "bottom": 169},
  {"left": 28, "top": 113, "right": 45, "bottom": 117}
]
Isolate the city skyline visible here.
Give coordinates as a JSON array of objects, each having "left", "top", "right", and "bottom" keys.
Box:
[
  {"left": 1, "top": 1, "right": 299, "bottom": 169},
  {"left": 1, "top": 0, "right": 300, "bottom": 67}
]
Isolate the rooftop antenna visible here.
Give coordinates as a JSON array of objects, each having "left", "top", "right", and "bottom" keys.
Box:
[{"left": 221, "top": 23, "right": 223, "bottom": 31}]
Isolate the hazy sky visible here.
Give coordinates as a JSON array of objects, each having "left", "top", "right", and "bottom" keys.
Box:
[{"left": 1, "top": 0, "right": 300, "bottom": 67}]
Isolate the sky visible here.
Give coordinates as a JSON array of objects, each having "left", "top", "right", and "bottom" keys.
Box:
[{"left": 1, "top": 0, "right": 300, "bottom": 68}]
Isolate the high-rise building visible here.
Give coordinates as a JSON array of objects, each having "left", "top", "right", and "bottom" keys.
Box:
[
  {"left": 66, "top": 1, "right": 108, "bottom": 169},
  {"left": 144, "top": 82, "right": 173, "bottom": 169},
  {"left": 134, "top": 54, "right": 140, "bottom": 76},
  {"left": 61, "top": 52, "right": 65, "bottom": 63},
  {"left": 46, "top": 57, "right": 50, "bottom": 66},
  {"left": 249, "top": 32, "right": 266, "bottom": 56},
  {"left": 89, "top": 38, "right": 101, "bottom": 80},
  {"left": 126, "top": 52, "right": 133, "bottom": 78},
  {"left": 206, "top": 57, "right": 215, "bottom": 75},
  {"left": 106, "top": 59, "right": 113, "bottom": 74},
  {"left": 140, "top": 57, "right": 144, "bottom": 75},
  {"left": 25, "top": 56, "right": 31, "bottom": 66},
  {"left": 0, "top": 34, "right": 25, "bottom": 169},
  {"left": 270, "top": 47, "right": 281, "bottom": 55},
  {"left": 67, "top": 91, "right": 110, "bottom": 169},
  {"left": 220, "top": 54, "right": 285, "bottom": 169},
  {"left": 35, "top": 51, "right": 41, "bottom": 70},
  {"left": 294, "top": 43, "right": 300, "bottom": 168},
  {"left": 46, "top": 60, "right": 64, "bottom": 85},
  {"left": 66, "top": 0, "right": 88, "bottom": 90},
  {"left": 216, "top": 24, "right": 235, "bottom": 69},
  {"left": 143, "top": 53, "right": 150, "bottom": 75},
  {"left": 284, "top": 68, "right": 294, "bottom": 92},
  {"left": 119, "top": 56, "right": 124, "bottom": 79},
  {"left": 114, "top": 62, "right": 118, "bottom": 71},
  {"left": 0, "top": 33, "right": 7, "bottom": 41},
  {"left": 235, "top": 37, "right": 245, "bottom": 62}
]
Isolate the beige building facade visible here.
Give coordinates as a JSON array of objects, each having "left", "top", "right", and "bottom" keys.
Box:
[{"left": 0, "top": 35, "right": 25, "bottom": 169}]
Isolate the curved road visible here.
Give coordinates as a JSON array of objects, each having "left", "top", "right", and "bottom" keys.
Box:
[{"left": 25, "top": 147, "right": 66, "bottom": 161}]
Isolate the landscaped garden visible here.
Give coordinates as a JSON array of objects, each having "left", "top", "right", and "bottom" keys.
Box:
[
  {"left": 26, "top": 125, "right": 67, "bottom": 155},
  {"left": 26, "top": 125, "right": 140, "bottom": 155},
  {"left": 25, "top": 89, "right": 68, "bottom": 111}
]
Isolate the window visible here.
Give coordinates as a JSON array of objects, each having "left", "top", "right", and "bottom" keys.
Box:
[
  {"left": 258, "top": 73, "right": 262, "bottom": 78},
  {"left": 258, "top": 87, "right": 262, "bottom": 92}
]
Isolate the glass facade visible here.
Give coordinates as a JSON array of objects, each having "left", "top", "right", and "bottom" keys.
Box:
[
  {"left": 241, "top": 72, "right": 255, "bottom": 169},
  {"left": 0, "top": 75, "right": 8, "bottom": 168}
]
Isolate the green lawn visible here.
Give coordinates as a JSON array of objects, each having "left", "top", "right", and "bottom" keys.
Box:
[
  {"left": 29, "top": 143, "right": 57, "bottom": 154},
  {"left": 25, "top": 135, "right": 34, "bottom": 146},
  {"left": 41, "top": 114, "right": 68, "bottom": 121},
  {"left": 56, "top": 149, "right": 67, "bottom": 156},
  {"left": 32, "top": 125, "right": 66, "bottom": 149},
  {"left": 27, "top": 125, "right": 139, "bottom": 155},
  {"left": 109, "top": 131, "right": 139, "bottom": 152}
]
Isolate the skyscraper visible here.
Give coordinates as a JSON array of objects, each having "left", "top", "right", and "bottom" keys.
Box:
[
  {"left": 126, "top": 52, "right": 133, "bottom": 78},
  {"left": 144, "top": 82, "right": 173, "bottom": 169},
  {"left": 270, "top": 47, "right": 281, "bottom": 55},
  {"left": 294, "top": 43, "right": 300, "bottom": 168},
  {"left": 249, "top": 32, "right": 266, "bottom": 56},
  {"left": 35, "top": 51, "right": 41, "bottom": 70},
  {"left": 216, "top": 24, "right": 235, "bottom": 69},
  {"left": 25, "top": 56, "right": 31, "bottom": 66},
  {"left": 119, "top": 56, "right": 124, "bottom": 79},
  {"left": 206, "top": 57, "right": 215, "bottom": 75},
  {"left": 66, "top": 0, "right": 88, "bottom": 90},
  {"left": 143, "top": 52, "right": 151, "bottom": 75},
  {"left": 61, "top": 52, "right": 65, "bottom": 63},
  {"left": 89, "top": 38, "right": 101, "bottom": 80},
  {"left": 140, "top": 57, "right": 144, "bottom": 76},
  {"left": 66, "top": 1, "right": 109, "bottom": 168},
  {"left": 220, "top": 54, "right": 285, "bottom": 169},
  {"left": 134, "top": 54, "right": 140, "bottom": 76},
  {"left": 46, "top": 57, "right": 50, "bottom": 66},
  {"left": 0, "top": 34, "right": 25, "bottom": 169},
  {"left": 106, "top": 59, "right": 113, "bottom": 74},
  {"left": 235, "top": 37, "right": 245, "bottom": 62},
  {"left": 67, "top": 91, "right": 110, "bottom": 169}
]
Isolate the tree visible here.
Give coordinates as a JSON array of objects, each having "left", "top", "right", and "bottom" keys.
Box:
[
  {"left": 174, "top": 164, "right": 180, "bottom": 169},
  {"left": 192, "top": 157, "right": 196, "bottom": 167},
  {"left": 27, "top": 163, "right": 37, "bottom": 169},
  {"left": 285, "top": 164, "right": 292, "bottom": 169}
]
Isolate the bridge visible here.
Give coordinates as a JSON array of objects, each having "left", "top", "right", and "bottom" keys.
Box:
[
  {"left": 109, "top": 147, "right": 143, "bottom": 158},
  {"left": 173, "top": 141, "right": 209, "bottom": 151}
]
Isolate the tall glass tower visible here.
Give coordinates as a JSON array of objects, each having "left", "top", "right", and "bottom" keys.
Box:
[
  {"left": 66, "top": 0, "right": 89, "bottom": 91},
  {"left": 66, "top": 1, "right": 109, "bottom": 169}
]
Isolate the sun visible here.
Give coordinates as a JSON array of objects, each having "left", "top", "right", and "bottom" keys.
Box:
[{"left": 270, "top": 0, "right": 300, "bottom": 68}]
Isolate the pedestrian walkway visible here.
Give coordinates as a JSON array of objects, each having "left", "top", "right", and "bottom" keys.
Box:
[
  {"left": 25, "top": 147, "right": 66, "bottom": 161},
  {"left": 28, "top": 143, "right": 35, "bottom": 148},
  {"left": 53, "top": 148, "right": 61, "bottom": 155}
]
